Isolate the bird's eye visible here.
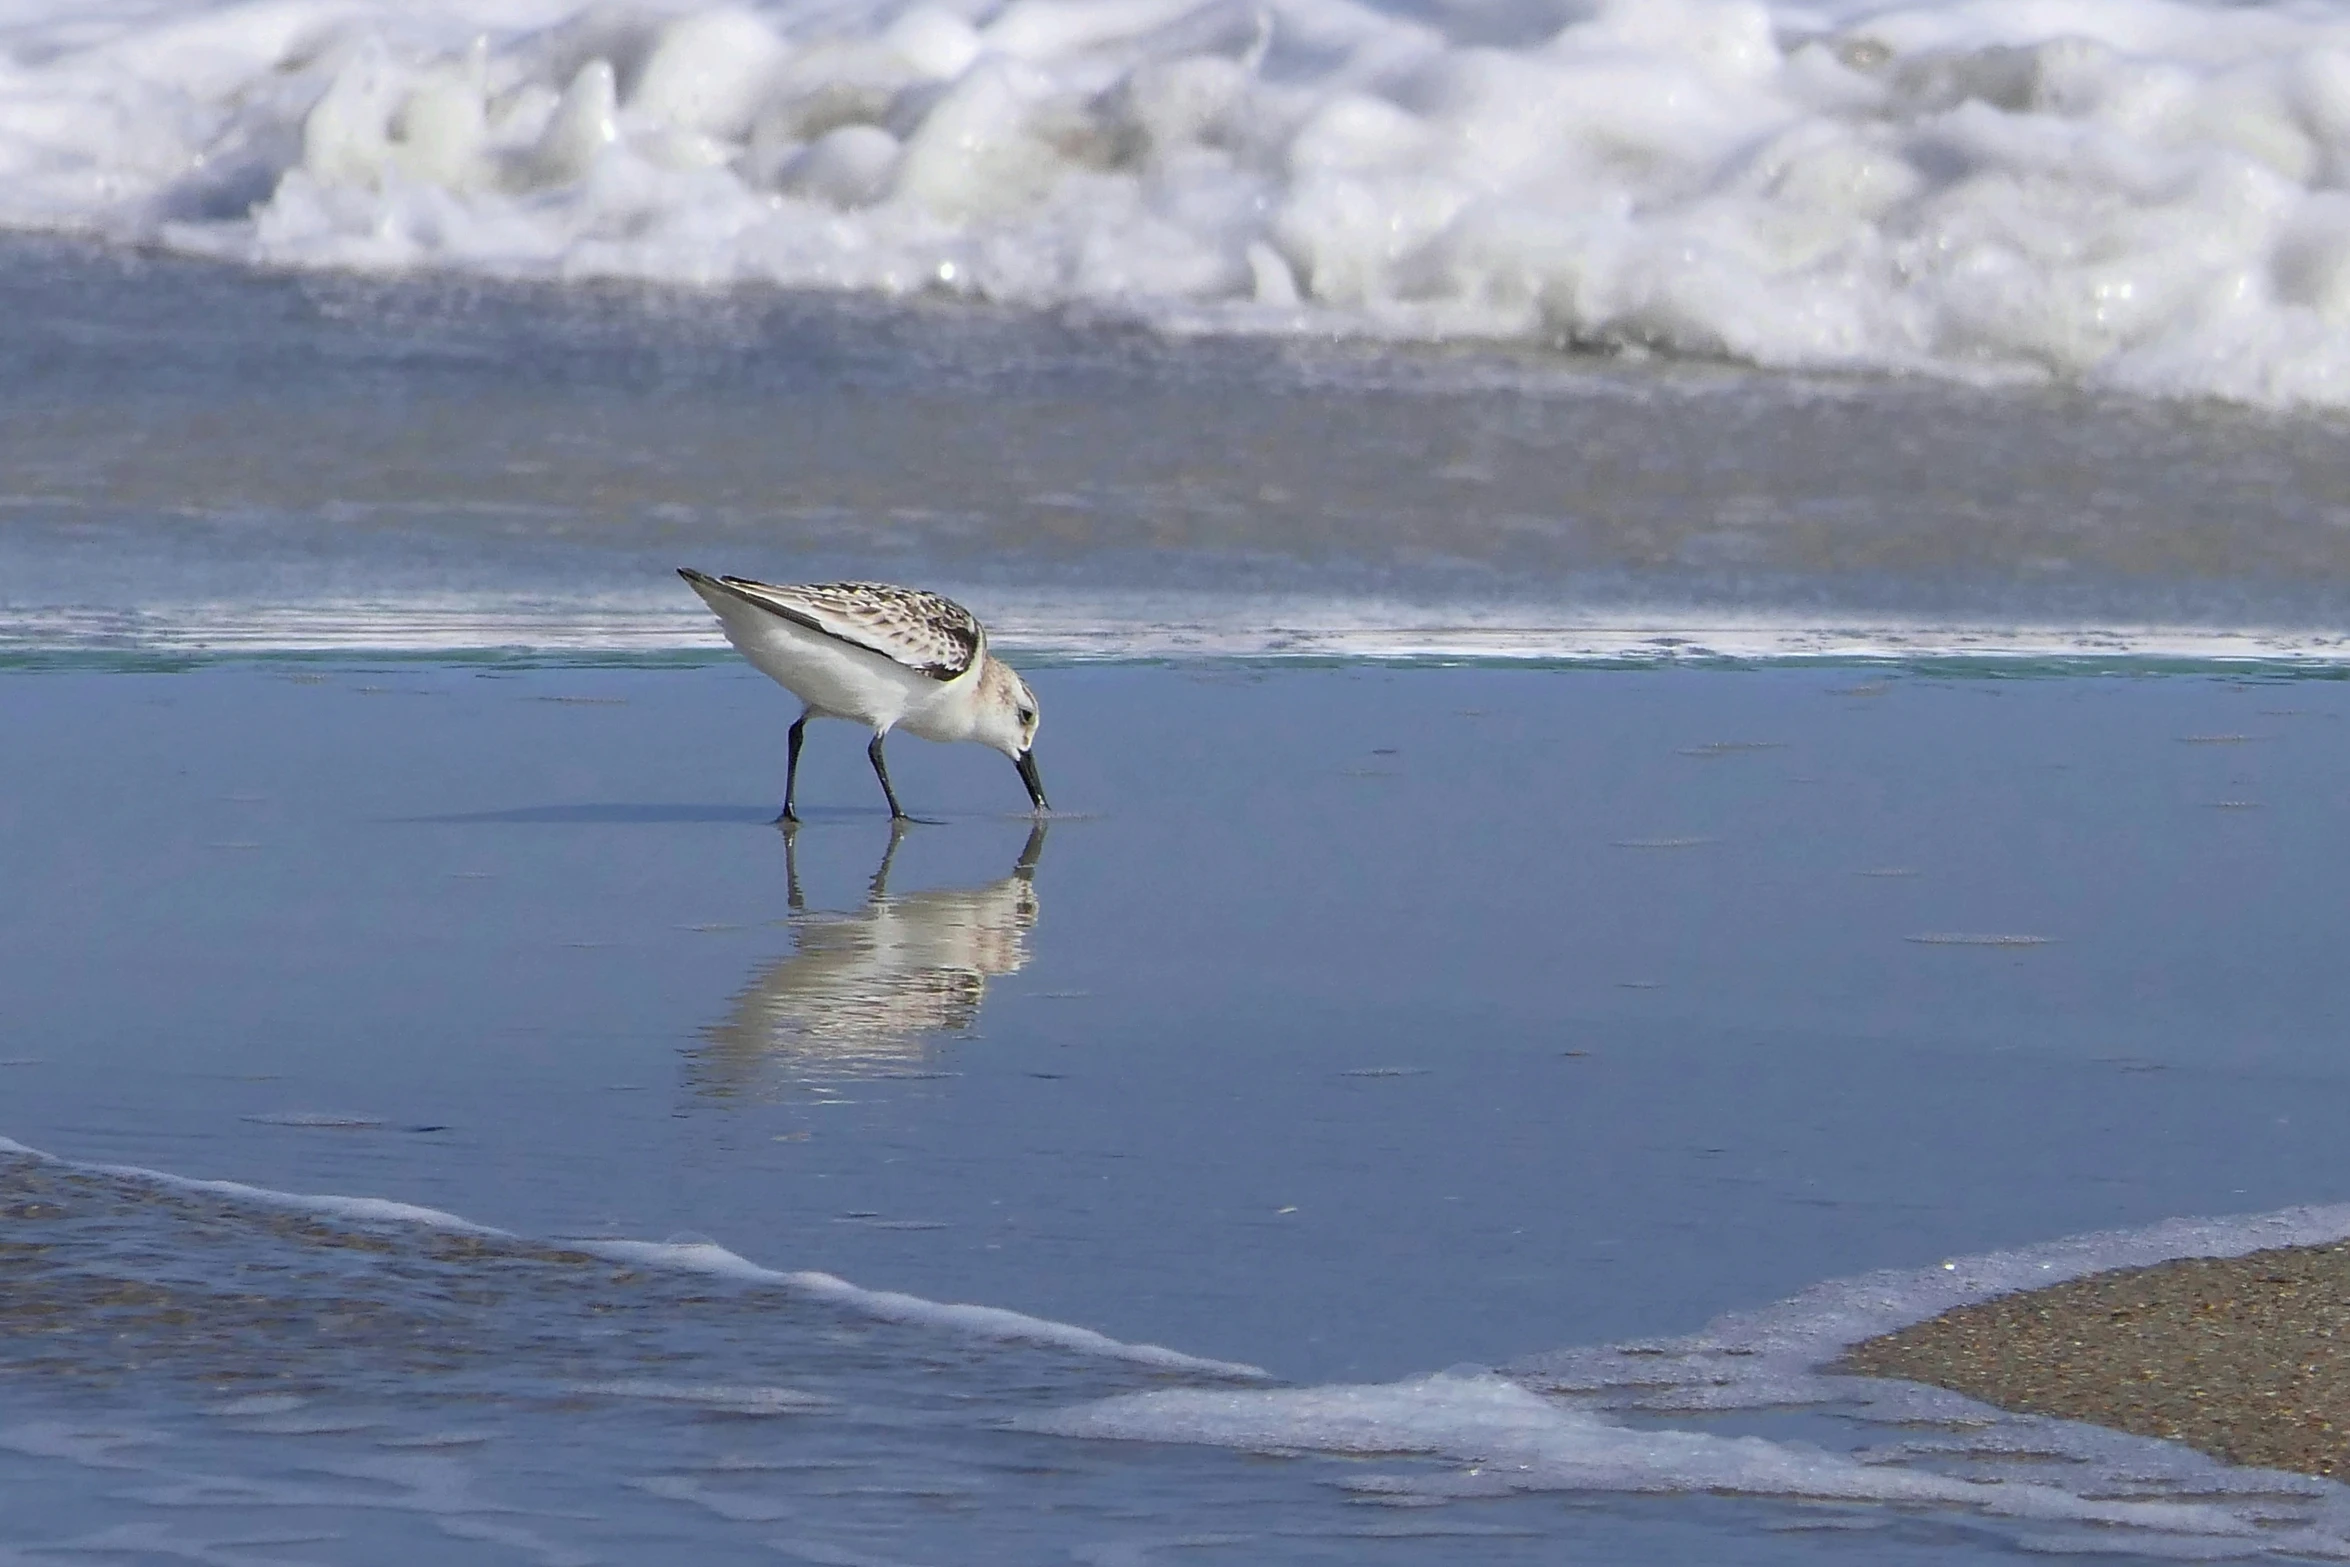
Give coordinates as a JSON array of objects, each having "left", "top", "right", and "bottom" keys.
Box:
[{"left": 1018, "top": 707, "right": 1036, "bottom": 724}]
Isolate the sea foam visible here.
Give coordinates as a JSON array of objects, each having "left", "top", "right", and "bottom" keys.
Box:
[{"left": 10, "top": 0, "right": 2350, "bottom": 404}]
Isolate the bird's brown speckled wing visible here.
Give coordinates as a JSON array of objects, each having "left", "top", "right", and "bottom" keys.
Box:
[{"left": 716, "top": 577, "right": 983, "bottom": 680}]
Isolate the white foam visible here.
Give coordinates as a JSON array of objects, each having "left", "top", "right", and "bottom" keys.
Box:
[
  {"left": 19, "top": 589, "right": 2350, "bottom": 667},
  {"left": 240, "top": 1110, "right": 391, "bottom": 1128},
  {"left": 0, "top": 1134, "right": 1261, "bottom": 1380},
  {"left": 10, "top": 0, "right": 2350, "bottom": 403},
  {"left": 1511, "top": 1197, "right": 2350, "bottom": 1410},
  {"left": 563, "top": 1378, "right": 837, "bottom": 1414},
  {"left": 1032, "top": 1372, "right": 2322, "bottom": 1544},
  {"left": 1031, "top": 1201, "right": 2350, "bottom": 1556},
  {"left": 588, "top": 1239, "right": 1266, "bottom": 1375},
  {"left": 0, "top": 1133, "right": 513, "bottom": 1236}
]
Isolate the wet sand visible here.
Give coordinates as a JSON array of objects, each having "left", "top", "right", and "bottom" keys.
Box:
[
  {"left": 17, "top": 236, "right": 2350, "bottom": 659},
  {"left": 1843, "top": 1241, "right": 2350, "bottom": 1478}
]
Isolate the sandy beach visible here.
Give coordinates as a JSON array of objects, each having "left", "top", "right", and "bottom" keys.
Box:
[{"left": 1844, "top": 1241, "right": 2350, "bottom": 1480}]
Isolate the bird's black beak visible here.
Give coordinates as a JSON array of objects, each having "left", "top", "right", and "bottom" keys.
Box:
[{"left": 1014, "top": 749, "right": 1050, "bottom": 814}]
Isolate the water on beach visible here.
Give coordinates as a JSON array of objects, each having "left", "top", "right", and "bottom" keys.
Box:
[
  {"left": 12, "top": 0, "right": 2350, "bottom": 1558},
  {"left": 11, "top": 659, "right": 2350, "bottom": 1562}
]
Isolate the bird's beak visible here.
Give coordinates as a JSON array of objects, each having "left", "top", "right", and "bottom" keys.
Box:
[{"left": 1014, "top": 749, "right": 1050, "bottom": 814}]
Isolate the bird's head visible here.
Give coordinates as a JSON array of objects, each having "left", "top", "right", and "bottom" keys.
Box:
[
  {"left": 976, "top": 659, "right": 1042, "bottom": 759},
  {"left": 977, "top": 660, "right": 1049, "bottom": 812}
]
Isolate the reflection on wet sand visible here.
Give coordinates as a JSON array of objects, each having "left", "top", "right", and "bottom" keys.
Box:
[{"left": 690, "top": 824, "right": 1046, "bottom": 1097}]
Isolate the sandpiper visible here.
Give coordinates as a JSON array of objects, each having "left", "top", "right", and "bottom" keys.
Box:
[{"left": 678, "top": 568, "right": 1048, "bottom": 821}]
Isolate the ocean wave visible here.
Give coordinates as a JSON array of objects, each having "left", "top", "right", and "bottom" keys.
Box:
[
  {"left": 1030, "top": 1198, "right": 2350, "bottom": 1557},
  {"left": 0, "top": 1133, "right": 1266, "bottom": 1379},
  {"left": 12, "top": 0, "right": 2350, "bottom": 404}
]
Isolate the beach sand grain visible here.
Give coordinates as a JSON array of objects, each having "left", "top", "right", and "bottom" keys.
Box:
[{"left": 1842, "top": 1241, "right": 2350, "bottom": 1478}]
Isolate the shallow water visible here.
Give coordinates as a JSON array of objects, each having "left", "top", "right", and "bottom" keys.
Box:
[{"left": 9, "top": 659, "right": 2350, "bottom": 1559}]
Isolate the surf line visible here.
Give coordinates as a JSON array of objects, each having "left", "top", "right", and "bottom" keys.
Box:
[{"left": 0, "top": 1135, "right": 1265, "bottom": 1381}]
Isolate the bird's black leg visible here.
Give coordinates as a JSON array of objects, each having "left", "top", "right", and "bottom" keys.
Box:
[
  {"left": 867, "top": 732, "right": 909, "bottom": 821},
  {"left": 779, "top": 711, "right": 808, "bottom": 824}
]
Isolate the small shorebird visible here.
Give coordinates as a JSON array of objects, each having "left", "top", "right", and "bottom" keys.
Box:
[{"left": 678, "top": 568, "right": 1048, "bottom": 821}]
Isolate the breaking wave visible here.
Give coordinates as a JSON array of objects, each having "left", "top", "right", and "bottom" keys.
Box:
[{"left": 13, "top": 0, "right": 2350, "bottom": 403}]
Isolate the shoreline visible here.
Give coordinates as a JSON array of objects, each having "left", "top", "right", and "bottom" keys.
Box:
[
  {"left": 21, "top": 602, "right": 2350, "bottom": 670},
  {"left": 1841, "top": 1241, "right": 2350, "bottom": 1481}
]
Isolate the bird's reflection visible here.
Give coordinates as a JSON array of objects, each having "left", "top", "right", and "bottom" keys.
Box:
[{"left": 689, "top": 822, "right": 1047, "bottom": 1098}]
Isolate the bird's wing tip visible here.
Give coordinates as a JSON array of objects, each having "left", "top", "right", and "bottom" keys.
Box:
[{"left": 679, "top": 567, "right": 745, "bottom": 600}]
